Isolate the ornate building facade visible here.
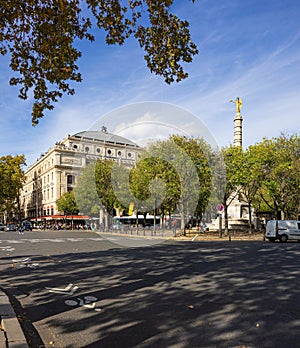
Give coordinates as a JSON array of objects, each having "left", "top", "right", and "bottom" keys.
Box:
[{"left": 21, "top": 128, "right": 141, "bottom": 222}]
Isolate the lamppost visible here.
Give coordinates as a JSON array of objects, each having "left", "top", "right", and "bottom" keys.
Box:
[
  {"left": 217, "top": 203, "right": 224, "bottom": 238},
  {"left": 153, "top": 198, "right": 156, "bottom": 236}
]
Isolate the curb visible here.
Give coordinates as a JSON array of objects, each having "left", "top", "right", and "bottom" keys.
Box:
[
  {"left": 0, "top": 289, "right": 29, "bottom": 348},
  {"left": 96, "top": 230, "right": 265, "bottom": 242}
]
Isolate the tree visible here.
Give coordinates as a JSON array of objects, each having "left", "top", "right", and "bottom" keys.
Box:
[
  {"left": 94, "top": 159, "right": 122, "bottom": 218},
  {"left": 0, "top": 1, "right": 198, "bottom": 125},
  {"left": 254, "top": 134, "right": 300, "bottom": 220},
  {"left": 130, "top": 135, "right": 212, "bottom": 231},
  {"left": 56, "top": 191, "right": 79, "bottom": 215},
  {"left": 170, "top": 135, "right": 212, "bottom": 224},
  {"left": 93, "top": 159, "right": 132, "bottom": 227},
  {"left": 0, "top": 155, "right": 26, "bottom": 223},
  {"left": 130, "top": 153, "right": 180, "bottom": 226},
  {"left": 210, "top": 146, "right": 243, "bottom": 235},
  {"left": 75, "top": 163, "right": 101, "bottom": 217}
]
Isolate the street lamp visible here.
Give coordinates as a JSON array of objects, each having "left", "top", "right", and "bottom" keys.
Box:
[
  {"left": 217, "top": 203, "right": 224, "bottom": 238},
  {"left": 153, "top": 198, "right": 156, "bottom": 236}
]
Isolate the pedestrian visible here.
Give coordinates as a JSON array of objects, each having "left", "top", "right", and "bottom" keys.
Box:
[
  {"left": 199, "top": 220, "right": 207, "bottom": 232},
  {"left": 19, "top": 225, "right": 25, "bottom": 235}
]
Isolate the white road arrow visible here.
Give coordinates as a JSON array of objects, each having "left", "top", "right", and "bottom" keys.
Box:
[
  {"left": 46, "top": 283, "right": 78, "bottom": 295},
  {"left": 12, "top": 257, "right": 31, "bottom": 263},
  {"left": 0, "top": 246, "right": 15, "bottom": 252}
]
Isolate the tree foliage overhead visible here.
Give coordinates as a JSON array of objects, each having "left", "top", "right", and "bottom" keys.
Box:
[{"left": 0, "top": 0, "right": 198, "bottom": 125}]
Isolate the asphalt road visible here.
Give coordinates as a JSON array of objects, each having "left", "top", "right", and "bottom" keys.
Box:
[{"left": 1, "top": 230, "right": 300, "bottom": 348}]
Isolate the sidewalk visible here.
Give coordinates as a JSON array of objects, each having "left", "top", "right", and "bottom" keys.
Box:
[
  {"left": 97, "top": 229, "right": 265, "bottom": 241},
  {"left": 0, "top": 288, "right": 29, "bottom": 348}
]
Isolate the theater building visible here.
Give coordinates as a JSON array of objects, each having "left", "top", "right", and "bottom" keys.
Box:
[{"left": 20, "top": 127, "right": 141, "bottom": 224}]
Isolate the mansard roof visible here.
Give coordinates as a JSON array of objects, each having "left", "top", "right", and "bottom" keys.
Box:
[{"left": 72, "top": 130, "right": 139, "bottom": 147}]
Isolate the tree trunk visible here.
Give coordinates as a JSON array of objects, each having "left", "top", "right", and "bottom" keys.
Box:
[
  {"left": 224, "top": 204, "right": 229, "bottom": 236},
  {"left": 104, "top": 212, "right": 108, "bottom": 231},
  {"left": 248, "top": 202, "right": 252, "bottom": 234},
  {"left": 180, "top": 211, "right": 185, "bottom": 234}
]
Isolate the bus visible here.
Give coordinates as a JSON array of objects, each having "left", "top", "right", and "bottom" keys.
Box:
[{"left": 113, "top": 214, "right": 160, "bottom": 229}]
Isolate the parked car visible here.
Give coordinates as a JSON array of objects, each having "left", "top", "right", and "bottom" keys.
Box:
[
  {"left": 21, "top": 221, "right": 32, "bottom": 231},
  {"left": 0, "top": 223, "right": 5, "bottom": 231},
  {"left": 265, "top": 220, "right": 300, "bottom": 242},
  {"left": 6, "top": 224, "right": 17, "bottom": 231}
]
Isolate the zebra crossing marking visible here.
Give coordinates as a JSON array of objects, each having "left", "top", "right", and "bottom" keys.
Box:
[{"left": 0, "top": 237, "right": 104, "bottom": 244}]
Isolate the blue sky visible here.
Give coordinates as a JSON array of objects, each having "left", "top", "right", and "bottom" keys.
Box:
[{"left": 1, "top": 0, "right": 300, "bottom": 166}]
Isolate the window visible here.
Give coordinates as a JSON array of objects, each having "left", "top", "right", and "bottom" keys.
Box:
[
  {"left": 73, "top": 144, "right": 78, "bottom": 149},
  {"left": 67, "top": 175, "right": 75, "bottom": 184},
  {"left": 128, "top": 152, "right": 132, "bottom": 158},
  {"left": 96, "top": 148, "right": 101, "bottom": 153},
  {"left": 118, "top": 151, "right": 122, "bottom": 156},
  {"left": 85, "top": 146, "right": 90, "bottom": 152},
  {"left": 107, "top": 149, "right": 112, "bottom": 155}
]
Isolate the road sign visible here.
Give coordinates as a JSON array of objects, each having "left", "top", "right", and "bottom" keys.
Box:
[{"left": 217, "top": 203, "right": 224, "bottom": 212}]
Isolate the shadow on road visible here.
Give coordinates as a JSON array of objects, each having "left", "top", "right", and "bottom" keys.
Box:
[{"left": 1, "top": 240, "right": 300, "bottom": 347}]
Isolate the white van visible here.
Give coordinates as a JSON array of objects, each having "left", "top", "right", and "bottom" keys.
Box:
[{"left": 265, "top": 220, "right": 300, "bottom": 242}]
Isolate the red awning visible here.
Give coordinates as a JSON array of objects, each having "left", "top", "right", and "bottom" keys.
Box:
[
  {"left": 30, "top": 215, "right": 91, "bottom": 221},
  {"left": 64, "top": 215, "right": 91, "bottom": 220}
]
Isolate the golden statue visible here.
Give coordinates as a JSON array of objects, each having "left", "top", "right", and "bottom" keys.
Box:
[{"left": 230, "top": 97, "right": 242, "bottom": 113}]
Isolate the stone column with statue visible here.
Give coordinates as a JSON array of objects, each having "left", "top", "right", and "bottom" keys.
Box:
[{"left": 230, "top": 97, "right": 243, "bottom": 148}]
